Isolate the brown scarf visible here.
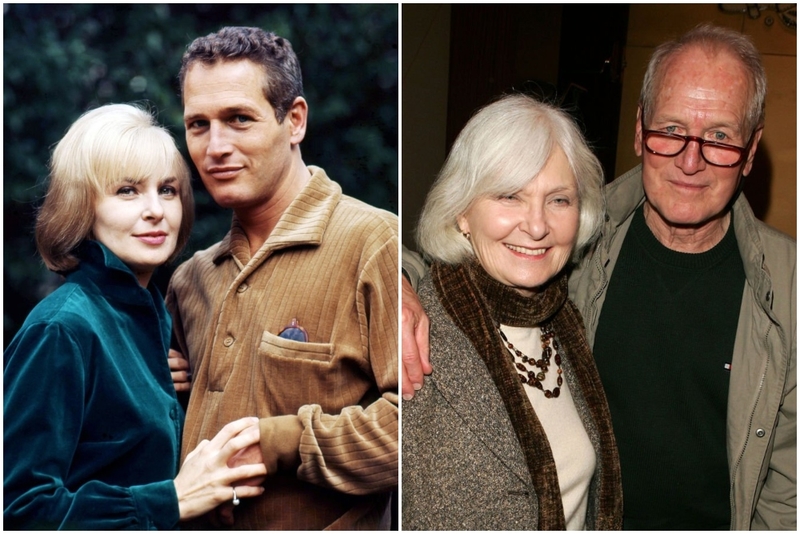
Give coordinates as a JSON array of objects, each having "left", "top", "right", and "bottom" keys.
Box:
[{"left": 431, "top": 260, "right": 622, "bottom": 530}]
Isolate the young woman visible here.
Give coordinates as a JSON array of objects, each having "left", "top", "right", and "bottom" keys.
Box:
[{"left": 4, "top": 104, "right": 266, "bottom": 530}]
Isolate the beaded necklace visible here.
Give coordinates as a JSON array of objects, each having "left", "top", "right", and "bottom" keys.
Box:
[{"left": 498, "top": 322, "right": 563, "bottom": 398}]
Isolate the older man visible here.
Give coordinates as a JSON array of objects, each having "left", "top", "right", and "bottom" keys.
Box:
[
  {"left": 167, "top": 27, "right": 398, "bottom": 529},
  {"left": 402, "top": 24, "right": 795, "bottom": 529}
]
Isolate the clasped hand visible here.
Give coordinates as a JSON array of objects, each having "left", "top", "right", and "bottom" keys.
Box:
[
  {"left": 210, "top": 433, "right": 268, "bottom": 527},
  {"left": 168, "top": 349, "right": 191, "bottom": 392},
  {"left": 173, "top": 417, "right": 266, "bottom": 522}
]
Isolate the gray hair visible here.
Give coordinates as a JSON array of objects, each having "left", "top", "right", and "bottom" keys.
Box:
[
  {"left": 640, "top": 23, "right": 767, "bottom": 134},
  {"left": 416, "top": 94, "right": 605, "bottom": 265}
]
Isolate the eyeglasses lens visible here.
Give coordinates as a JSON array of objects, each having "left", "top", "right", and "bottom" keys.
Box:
[
  {"left": 645, "top": 132, "right": 743, "bottom": 166},
  {"left": 278, "top": 318, "right": 309, "bottom": 342}
]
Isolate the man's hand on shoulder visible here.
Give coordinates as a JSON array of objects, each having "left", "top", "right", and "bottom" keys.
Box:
[{"left": 402, "top": 276, "right": 432, "bottom": 400}]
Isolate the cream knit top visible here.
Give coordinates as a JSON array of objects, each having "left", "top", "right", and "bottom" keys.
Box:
[{"left": 502, "top": 324, "right": 596, "bottom": 530}]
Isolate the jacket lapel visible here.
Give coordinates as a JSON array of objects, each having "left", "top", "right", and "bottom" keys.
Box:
[{"left": 421, "top": 279, "right": 534, "bottom": 487}]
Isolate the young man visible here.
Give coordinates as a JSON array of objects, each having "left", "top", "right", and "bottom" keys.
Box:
[{"left": 167, "top": 27, "right": 398, "bottom": 529}]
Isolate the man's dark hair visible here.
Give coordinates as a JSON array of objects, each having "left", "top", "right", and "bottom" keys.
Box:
[{"left": 179, "top": 26, "right": 304, "bottom": 123}]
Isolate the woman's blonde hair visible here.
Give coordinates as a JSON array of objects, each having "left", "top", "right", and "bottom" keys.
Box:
[
  {"left": 36, "top": 103, "right": 194, "bottom": 273},
  {"left": 416, "top": 94, "right": 605, "bottom": 265}
]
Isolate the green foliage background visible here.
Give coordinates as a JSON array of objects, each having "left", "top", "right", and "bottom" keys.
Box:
[{"left": 4, "top": 4, "right": 398, "bottom": 347}]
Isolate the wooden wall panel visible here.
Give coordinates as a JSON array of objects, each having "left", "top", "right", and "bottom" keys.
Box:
[
  {"left": 402, "top": 5, "right": 452, "bottom": 249},
  {"left": 751, "top": 54, "right": 796, "bottom": 234}
]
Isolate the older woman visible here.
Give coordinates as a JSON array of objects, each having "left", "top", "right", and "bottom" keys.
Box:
[
  {"left": 402, "top": 95, "right": 622, "bottom": 530},
  {"left": 4, "top": 104, "right": 266, "bottom": 529}
]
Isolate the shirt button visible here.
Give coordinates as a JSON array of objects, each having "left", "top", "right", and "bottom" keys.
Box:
[
  {"left": 223, "top": 336, "right": 235, "bottom": 347},
  {"left": 755, "top": 428, "right": 766, "bottom": 438},
  {"left": 237, "top": 283, "right": 249, "bottom": 293}
]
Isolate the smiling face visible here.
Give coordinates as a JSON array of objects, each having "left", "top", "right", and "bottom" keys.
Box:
[
  {"left": 635, "top": 46, "right": 761, "bottom": 248},
  {"left": 183, "top": 59, "right": 307, "bottom": 217},
  {"left": 457, "top": 147, "right": 580, "bottom": 296},
  {"left": 92, "top": 175, "right": 182, "bottom": 286}
]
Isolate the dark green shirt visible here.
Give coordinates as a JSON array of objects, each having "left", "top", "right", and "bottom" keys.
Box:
[
  {"left": 4, "top": 241, "right": 182, "bottom": 529},
  {"left": 593, "top": 206, "right": 744, "bottom": 530}
]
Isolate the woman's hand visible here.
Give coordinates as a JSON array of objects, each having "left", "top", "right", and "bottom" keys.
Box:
[
  {"left": 168, "top": 349, "right": 192, "bottom": 392},
  {"left": 173, "top": 417, "right": 267, "bottom": 521}
]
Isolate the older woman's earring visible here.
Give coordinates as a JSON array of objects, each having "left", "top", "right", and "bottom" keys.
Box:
[{"left": 461, "top": 231, "right": 471, "bottom": 240}]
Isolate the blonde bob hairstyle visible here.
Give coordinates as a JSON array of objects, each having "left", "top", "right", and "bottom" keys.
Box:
[
  {"left": 36, "top": 103, "right": 194, "bottom": 273},
  {"left": 417, "top": 94, "right": 605, "bottom": 266}
]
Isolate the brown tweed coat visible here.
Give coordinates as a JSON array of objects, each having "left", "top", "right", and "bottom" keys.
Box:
[{"left": 402, "top": 266, "right": 622, "bottom": 530}]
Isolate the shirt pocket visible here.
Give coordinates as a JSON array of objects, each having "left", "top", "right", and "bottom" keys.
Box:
[
  {"left": 259, "top": 329, "right": 333, "bottom": 363},
  {"left": 257, "top": 330, "right": 341, "bottom": 414}
]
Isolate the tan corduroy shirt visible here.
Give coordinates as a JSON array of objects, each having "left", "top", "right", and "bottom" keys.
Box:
[{"left": 166, "top": 167, "right": 398, "bottom": 529}]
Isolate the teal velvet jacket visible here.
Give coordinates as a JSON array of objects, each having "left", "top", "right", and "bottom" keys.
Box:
[{"left": 4, "top": 241, "right": 183, "bottom": 530}]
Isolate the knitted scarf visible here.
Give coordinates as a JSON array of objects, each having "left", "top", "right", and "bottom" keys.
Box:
[{"left": 431, "top": 260, "right": 622, "bottom": 530}]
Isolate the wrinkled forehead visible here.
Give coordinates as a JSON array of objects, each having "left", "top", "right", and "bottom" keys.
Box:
[
  {"left": 483, "top": 144, "right": 578, "bottom": 199},
  {"left": 654, "top": 47, "right": 752, "bottom": 116}
]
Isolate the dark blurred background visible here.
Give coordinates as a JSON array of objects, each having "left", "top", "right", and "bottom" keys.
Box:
[{"left": 4, "top": 4, "right": 398, "bottom": 347}]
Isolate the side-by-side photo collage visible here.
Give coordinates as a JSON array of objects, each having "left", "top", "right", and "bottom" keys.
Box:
[{"left": 3, "top": 3, "right": 796, "bottom": 531}]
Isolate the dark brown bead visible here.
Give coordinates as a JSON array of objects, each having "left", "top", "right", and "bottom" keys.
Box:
[{"left": 500, "top": 322, "right": 564, "bottom": 400}]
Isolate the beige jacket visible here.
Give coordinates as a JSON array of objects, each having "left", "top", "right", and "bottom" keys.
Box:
[
  {"left": 570, "top": 165, "right": 796, "bottom": 530},
  {"left": 167, "top": 167, "right": 398, "bottom": 529}
]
